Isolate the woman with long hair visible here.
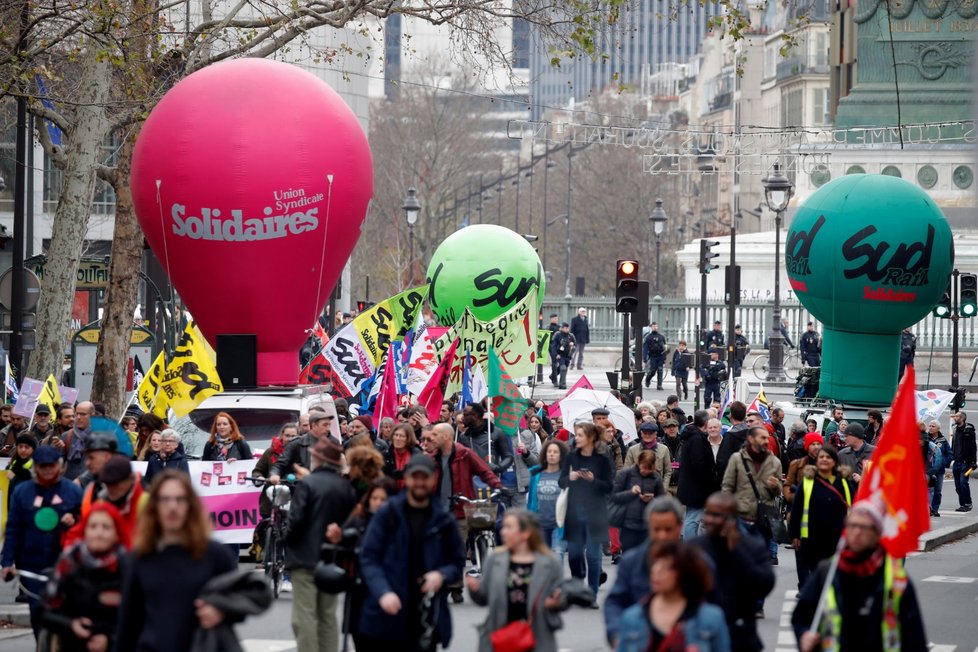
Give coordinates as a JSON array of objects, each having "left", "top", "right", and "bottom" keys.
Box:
[
  {"left": 525, "top": 414, "right": 547, "bottom": 446},
  {"left": 135, "top": 413, "right": 166, "bottom": 459},
  {"left": 41, "top": 502, "right": 128, "bottom": 652},
  {"left": 202, "top": 412, "right": 252, "bottom": 462},
  {"left": 115, "top": 471, "right": 238, "bottom": 650},
  {"left": 467, "top": 510, "right": 568, "bottom": 652},
  {"left": 136, "top": 431, "right": 162, "bottom": 462},
  {"left": 528, "top": 440, "right": 568, "bottom": 553},
  {"left": 788, "top": 445, "right": 854, "bottom": 589},
  {"left": 559, "top": 422, "right": 613, "bottom": 602},
  {"left": 382, "top": 423, "right": 420, "bottom": 489},
  {"left": 616, "top": 541, "right": 730, "bottom": 651},
  {"left": 611, "top": 450, "right": 665, "bottom": 551}
]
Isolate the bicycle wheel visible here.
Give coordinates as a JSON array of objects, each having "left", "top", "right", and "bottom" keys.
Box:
[
  {"left": 783, "top": 352, "right": 801, "bottom": 379},
  {"left": 475, "top": 533, "right": 491, "bottom": 574},
  {"left": 265, "top": 530, "right": 282, "bottom": 598},
  {"left": 752, "top": 354, "right": 770, "bottom": 381}
]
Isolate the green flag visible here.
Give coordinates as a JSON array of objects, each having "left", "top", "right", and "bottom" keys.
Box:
[
  {"left": 488, "top": 348, "right": 523, "bottom": 437},
  {"left": 536, "top": 330, "right": 552, "bottom": 366}
]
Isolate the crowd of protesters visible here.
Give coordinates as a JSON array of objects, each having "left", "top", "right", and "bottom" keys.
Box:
[{"left": 0, "top": 386, "right": 954, "bottom": 652}]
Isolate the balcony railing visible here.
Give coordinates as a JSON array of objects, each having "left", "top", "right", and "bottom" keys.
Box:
[{"left": 776, "top": 57, "right": 830, "bottom": 81}]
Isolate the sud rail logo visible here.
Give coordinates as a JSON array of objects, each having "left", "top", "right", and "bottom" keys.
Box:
[
  {"left": 842, "top": 224, "right": 935, "bottom": 303},
  {"left": 169, "top": 186, "right": 323, "bottom": 241},
  {"left": 785, "top": 215, "right": 825, "bottom": 293}
]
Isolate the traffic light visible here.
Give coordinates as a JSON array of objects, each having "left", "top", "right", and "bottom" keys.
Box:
[
  {"left": 615, "top": 259, "right": 640, "bottom": 313},
  {"left": 699, "top": 239, "right": 720, "bottom": 274},
  {"left": 356, "top": 300, "right": 374, "bottom": 313},
  {"left": 960, "top": 273, "right": 977, "bottom": 318},
  {"left": 951, "top": 387, "right": 967, "bottom": 411},
  {"left": 933, "top": 277, "right": 952, "bottom": 318}
]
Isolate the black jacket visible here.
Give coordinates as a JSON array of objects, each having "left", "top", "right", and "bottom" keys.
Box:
[
  {"left": 559, "top": 449, "right": 613, "bottom": 544},
  {"left": 611, "top": 466, "right": 664, "bottom": 531},
  {"left": 271, "top": 433, "right": 315, "bottom": 478},
  {"left": 671, "top": 349, "right": 689, "bottom": 375},
  {"left": 570, "top": 315, "right": 590, "bottom": 345},
  {"left": 382, "top": 444, "right": 422, "bottom": 483},
  {"left": 145, "top": 450, "right": 190, "bottom": 485},
  {"left": 550, "top": 331, "right": 575, "bottom": 361},
  {"left": 692, "top": 532, "right": 775, "bottom": 652},
  {"left": 677, "top": 425, "right": 718, "bottom": 509},
  {"left": 643, "top": 331, "right": 666, "bottom": 360},
  {"left": 792, "top": 553, "right": 926, "bottom": 651},
  {"left": 788, "top": 470, "right": 855, "bottom": 562},
  {"left": 201, "top": 439, "right": 252, "bottom": 462},
  {"left": 952, "top": 421, "right": 977, "bottom": 468},
  {"left": 458, "top": 422, "right": 513, "bottom": 476},
  {"left": 283, "top": 464, "right": 357, "bottom": 570}
]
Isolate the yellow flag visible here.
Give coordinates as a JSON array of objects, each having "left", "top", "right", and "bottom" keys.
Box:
[
  {"left": 39, "top": 374, "right": 62, "bottom": 416},
  {"left": 137, "top": 351, "right": 169, "bottom": 418},
  {"left": 160, "top": 322, "right": 223, "bottom": 417}
]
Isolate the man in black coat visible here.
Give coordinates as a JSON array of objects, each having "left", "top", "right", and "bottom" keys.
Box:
[
  {"left": 642, "top": 322, "right": 667, "bottom": 390},
  {"left": 570, "top": 307, "right": 590, "bottom": 369},
  {"left": 270, "top": 408, "right": 337, "bottom": 483},
  {"left": 283, "top": 438, "right": 357, "bottom": 652},
  {"left": 715, "top": 400, "right": 748, "bottom": 475},
  {"left": 951, "top": 410, "right": 977, "bottom": 511},
  {"left": 457, "top": 403, "right": 513, "bottom": 477},
  {"left": 677, "top": 409, "right": 717, "bottom": 539},
  {"left": 693, "top": 492, "right": 775, "bottom": 652},
  {"left": 549, "top": 323, "right": 576, "bottom": 389}
]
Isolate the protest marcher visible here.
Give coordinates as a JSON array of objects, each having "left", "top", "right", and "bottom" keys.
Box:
[
  {"left": 511, "top": 426, "right": 541, "bottom": 508},
  {"left": 0, "top": 412, "right": 29, "bottom": 455},
  {"left": 382, "top": 423, "right": 422, "bottom": 490},
  {"left": 528, "top": 440, "right": 567, "bottom": 553},
  {"left": 133, "top": 412, "right": 164, "bottom": 459},
  {"left": 623, "top": 422, "right": 672, "bottom": 486},
  {"left": 358, "top": 455, "right": 465, "bottom": 652},
  {"left": 676, "top": 411, "right": 719, "bottom": 539},
  {"left": 1, "top": 445, "right": 83, "bottom": 635},
  {"left": 5, "top": 434, "right": 36, "bottom": 503},
  {"left": 458, "top": 403, "right": 513, "bottom": 477},
  {"left": 611, "top": 451, "right": 665, "bottom": 552},
  {"left": 604, "top": 497, "right": 683, "bottom": 646},
  {"left": 560, "top": 422, "right": 613, "bottom": 602},
  {"left": 785, "top": 420, "right": 810, "bottom": 463},
  {"left": 284, "top": 438, "right": 357, "bottom": 652},
  {"left": 694, "top": 492, "right": 775, "bottom": 651},
  {"left": 784, "top": 433, "right": 823, "bottom": 506},
  {"left": 202, "top": 412, "right": 253, "bottom": 462},
  {"left": 792, "top": 501, "right": 926, "bottom": 651},
  {"left": 115, "top": 471, "right": 238, "bottom": 651},
  {"left": 136, "top": 431, "right": 162, "bottom": 463},
  {"left": 145, "top": 429, "right": 190, "bottom": 484},
  {"left": 270, "top": 408, "right": 338, "bottom": 483},
  {"left": 66, "top": 454, "right": 146, "bottom": 549},
  {"left": 467, "top": 510, "right": 567, "bottom": 652},
  {"left": 614, "top": 541, "right": 730, "bottom": 652},
  {"left": 660, "top": 418, "right": 682, "bottom": 496},
  {"left": 926, "top": 420, "right": 951, "bottom": 516},
  {"left": 29, "top": 404, "right": 55, "bottom": 444},
  {"left": 837, "top": 423, "right": 874, "bottom": 484},
  {"left": 40, "top": 502, "right": 128, "bottom": 652},
  {"left": 789, "top": 446, "right": 854, "bottom": 589},
  {"left": 63, "top": 402, "right": 96, "bottom": 480},
  {"left": 74, "top": 433, "right": 118, "bottom": 493},
  {"left": 715, "top": 401, "right": 748, "bottom": 475},
  {"left": 951, "top": 410, "right": 976, "bottom": 512}
]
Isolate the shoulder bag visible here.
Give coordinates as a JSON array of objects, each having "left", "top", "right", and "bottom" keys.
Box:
[{"left": 740, "top": 456, "right": 790, "bottom": 544}]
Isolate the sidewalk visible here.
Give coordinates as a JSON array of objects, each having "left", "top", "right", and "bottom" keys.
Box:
[{"left": 919, "top": 476, "right": 978, "bottom": 552}]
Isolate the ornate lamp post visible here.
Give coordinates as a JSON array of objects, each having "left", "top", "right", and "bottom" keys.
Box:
[
  {"left": 402, "top": 187, "right": 421, "bottom": 285},
  {"left": 762, "top": 162, "right": 794, "bottom": 381},
  {"left": 649, "top": 198, "right": 668, "bottom": 295}
]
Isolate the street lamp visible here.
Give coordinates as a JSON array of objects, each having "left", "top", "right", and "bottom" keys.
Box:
[
  {"left": 402, "top": 187, "right": 421, "bottom": 286},
  {"left": 762, "top": 162, "right": 794, "bottom": 381},
  {"left": 649, "top": 198, "right": 668, "bottom": 295}
]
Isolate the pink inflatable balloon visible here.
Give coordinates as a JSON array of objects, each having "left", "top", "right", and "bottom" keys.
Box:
[{"left": 131, "top": 59, "right": 372, "bottom": 386}]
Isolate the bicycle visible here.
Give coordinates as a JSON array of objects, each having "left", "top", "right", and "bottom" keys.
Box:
[
  {"left": 253, "top": 475, "right": 295, "bottom": 598},
  {"left": 750, "top": 348, "right": 802, "bottom": 381},
  {"left": 453, "top": 490, "right": 503, "bottom": 578}
]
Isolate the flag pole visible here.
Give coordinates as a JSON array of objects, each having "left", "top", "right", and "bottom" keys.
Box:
[
  {"left": 807, "top": 532, "right": 846, "bottom": 637},
  {"left": 486, "top": 348, "right": 493, "bottom": 465}
]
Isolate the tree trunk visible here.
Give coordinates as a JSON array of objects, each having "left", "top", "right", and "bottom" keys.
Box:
[
  {"left": 27, "top": 53, "right": 112, "bottom": 381},
  {"left": 90, "top": 131, "right": 141, "bottom": 417}
]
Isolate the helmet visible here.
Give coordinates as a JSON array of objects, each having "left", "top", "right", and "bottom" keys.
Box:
[
  {"left": 314, "top": 560, "right": 353, "bottom": 594},
  {"left": 86, "top": 433, "right": 118, "bottom": 453}
]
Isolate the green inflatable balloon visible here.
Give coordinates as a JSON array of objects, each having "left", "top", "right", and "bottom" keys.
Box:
[
  {"left": 786, "top": 174, "right": 953, "bottom": 405},
  {"left": 426, "top": 225, "right": 545, "bottom": 325}
]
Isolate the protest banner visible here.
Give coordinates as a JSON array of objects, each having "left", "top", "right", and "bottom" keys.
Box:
[
  {"left": 158, "top": 323, "right": 223, "bottom": 417},
  {"left": 13, "top": 378, "right": 44, "bottom": 417}
]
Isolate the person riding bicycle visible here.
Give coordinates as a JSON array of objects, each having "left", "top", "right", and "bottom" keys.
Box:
[{"left": 428, "top": 423, "right": 501, "bottom": 603}]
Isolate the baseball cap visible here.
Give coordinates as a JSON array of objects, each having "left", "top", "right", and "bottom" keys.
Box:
[{"left": 404, "top": 454, "right": 437, "bottom": 477}]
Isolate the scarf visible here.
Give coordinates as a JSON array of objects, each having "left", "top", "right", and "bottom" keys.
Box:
[
  {"left": 35, "top": 473, "right": 61, "bottom": 489},
  {"left": 214, "top": 434, "right": 232, "bottom": 460},
  {"left": 269, "top": 437, "right": 286, "bottom": 465},
  {"left": 394, "top": 446, "right": 412, "bottom": 470},
  {"left": 45, "top": 542, "right": 124, "bottom": 608},
  {"left": 838, "top": 545, "right": 885, "bottom": 577},
  {"left": 747, "top": 446, "right": 769, "bottom": 465}
]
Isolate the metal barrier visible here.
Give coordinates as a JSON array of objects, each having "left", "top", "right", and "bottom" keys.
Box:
[{"left": 540, "top": 295, "right": 978, "bottom": 351}]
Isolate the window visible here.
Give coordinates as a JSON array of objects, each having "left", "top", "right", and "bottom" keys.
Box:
[{"left": 811, "top": 87, "right": 829, "bottom": 125}]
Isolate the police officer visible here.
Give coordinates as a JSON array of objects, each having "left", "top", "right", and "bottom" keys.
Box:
[
  {"left": 550, "top": 323, "right": 575, "bottom": 390},
  {"left": 704, "top": 320, "right": 725, "bottom": 351},
  {"left": 701, "top": 349, "right": 727, "bottom": 406},
  {"left": 643, "top": 322, "right": 667, "bottom": 390},
  {"left": 900, "top": 328, "right": 917, "bottom": 379},
  {"left": 799, "top": 322, "right": 821, "bottom": 367},
  {"left": 733, "top": 325, "right": 750, "bottom": 379}
]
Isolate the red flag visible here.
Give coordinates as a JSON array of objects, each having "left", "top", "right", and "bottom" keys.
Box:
[
  {"left": 417, "top": 339, "right": 459, "bottom": 423},
  {"left": 853, "top": 365, "right": 930, "bottom": 558},
  {"left": 372, "top": 352, "right": 400, "bottom": 430},
  {"left": 547, "top": 374, "right": 594, "bottom": 418}
]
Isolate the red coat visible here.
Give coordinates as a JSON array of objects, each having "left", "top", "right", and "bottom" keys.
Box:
[
  {"left": 431, "top": 443, "right": 501, "bottom": 519},
  {"left": 64, "top": 475, "right": 146, "bottom": 549}
]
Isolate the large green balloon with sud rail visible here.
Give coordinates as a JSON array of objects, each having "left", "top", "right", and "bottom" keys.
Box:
[
  {"left": 426, "top": 225, "right": 545, "bottom": 325},
  {"left": 786, "top": 174, "right": 953, "bottom": 405}
]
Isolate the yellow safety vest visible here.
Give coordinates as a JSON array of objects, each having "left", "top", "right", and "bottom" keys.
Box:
[
  {"left": 800, "top": 475, "right": 851, "bottom": 539},
  {"left": 819, "top": 555, "right": 907, "bottom": 652}
]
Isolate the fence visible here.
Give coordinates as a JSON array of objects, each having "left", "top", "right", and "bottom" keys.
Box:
[{"left": 541, "top": 296, "right": 978, "bottom": 351}]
